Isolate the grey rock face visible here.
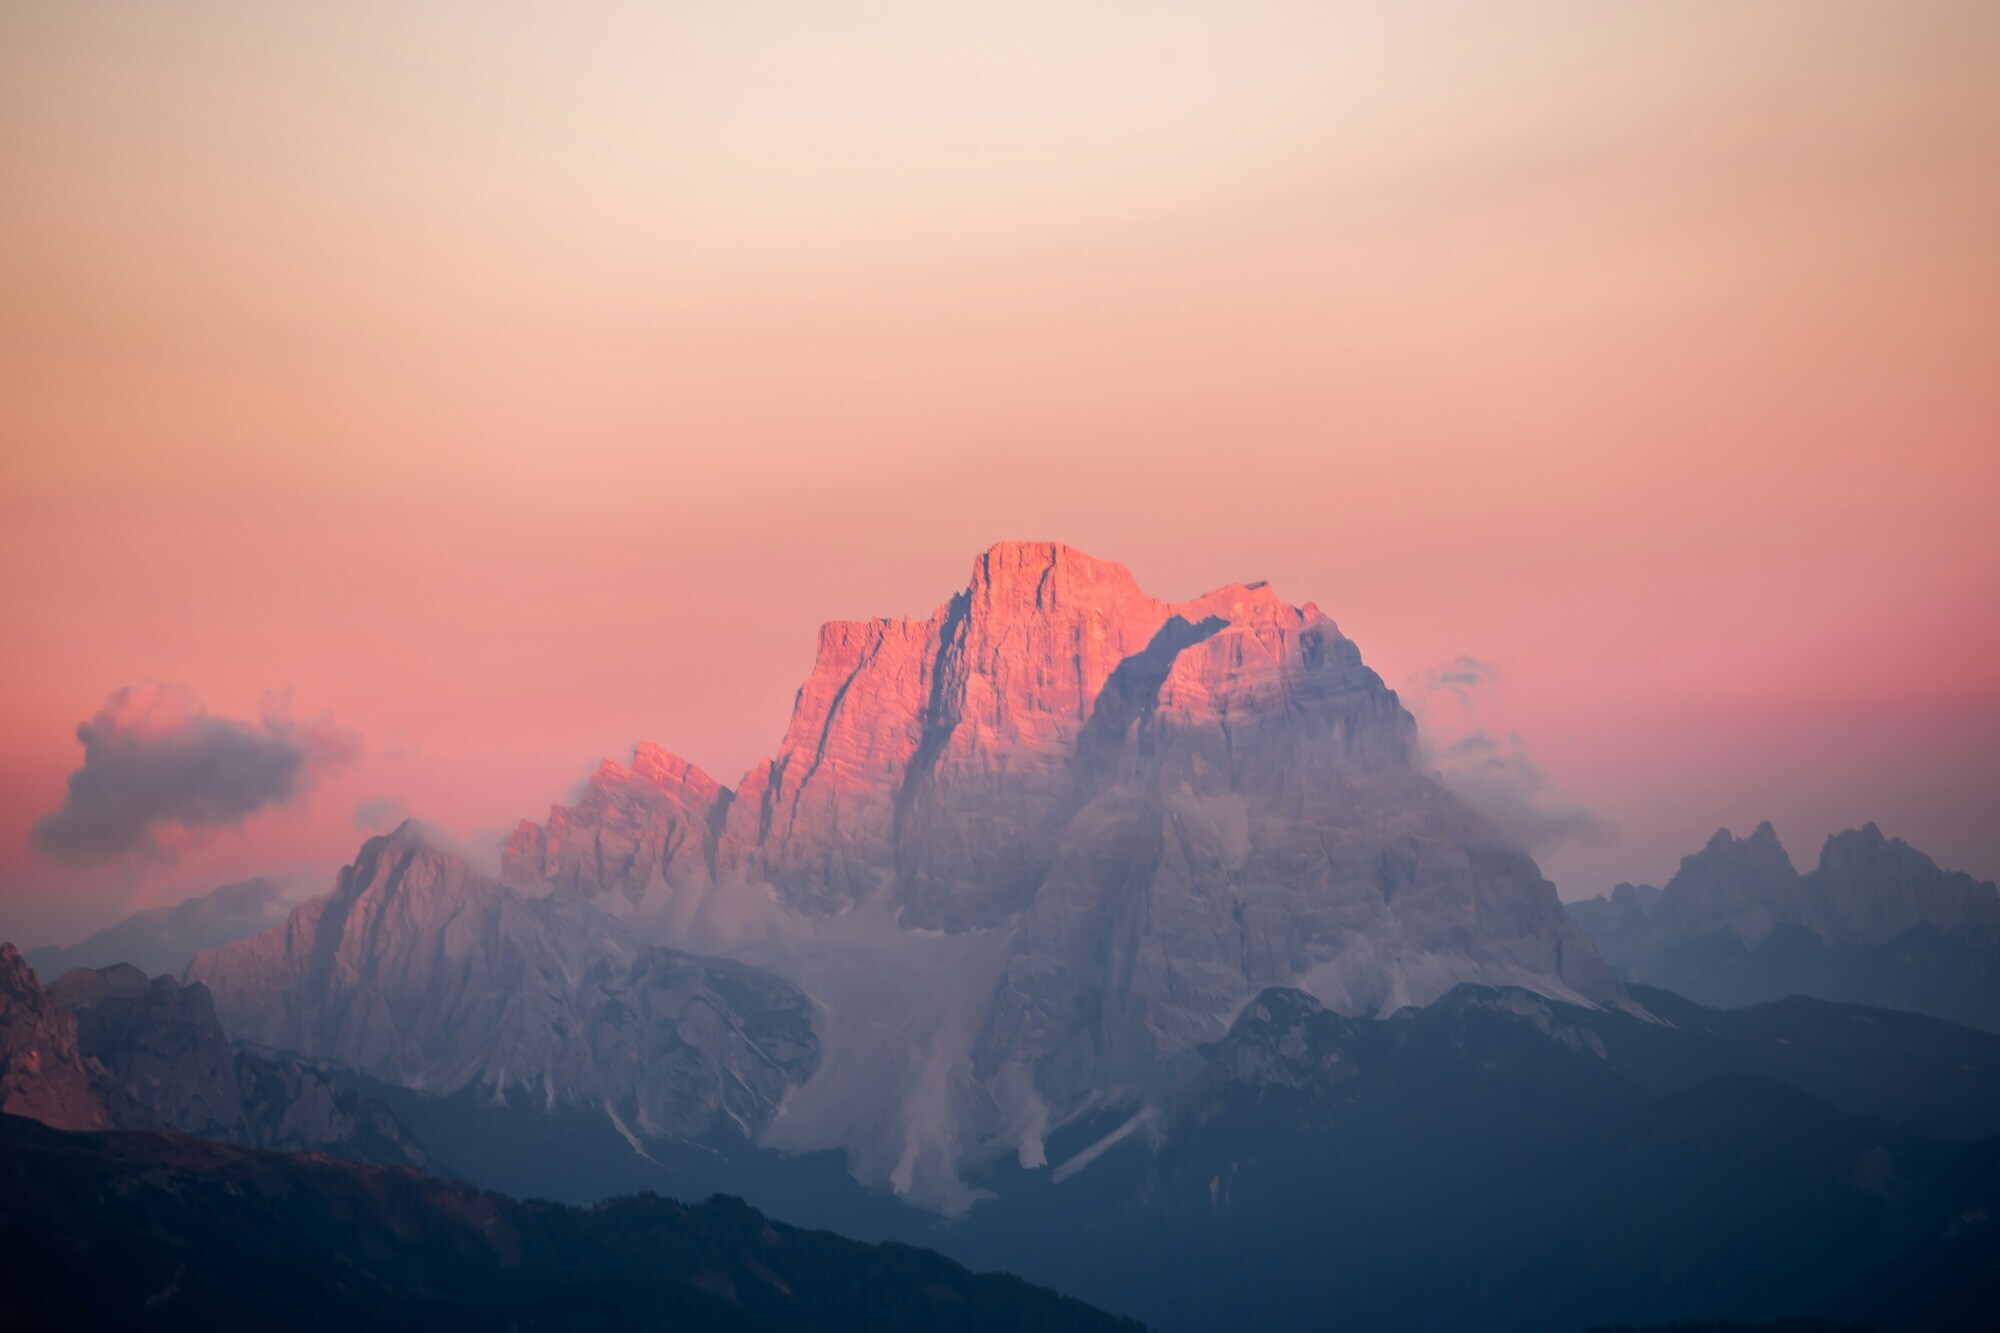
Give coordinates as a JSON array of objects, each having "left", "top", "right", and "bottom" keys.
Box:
[
  {"left": 974, "top": 595, "right": 1618, "bottom": 1121},
  {"left": 48, "top": 962, "right": 425, "bottom": 1165},
  {"left": 1648, "top": 821, "right": 1808, "bottom": 948},
  {"left": 498, "top": 542, "right": 1625, "bottom": 1206},
  {"left": 230, "top": 1054, "right": 427, "bottom": 1164},
  {"left": 580, "top": 947, "right": 819, "bottom": 1140},
  {"left": 504, "top": 744, "right": 724, "bottom": 915},
  {"left": 187, "top": 821, "right": 818, "bottom": 1143},
  {"left": 1812, "top": 823, "right": 2000, "bottom": 944},
  {"left": 53, "top": 966, "right": 245, "bottom": 1137}
]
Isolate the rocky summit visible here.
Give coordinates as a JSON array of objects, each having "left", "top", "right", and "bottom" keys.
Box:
[
  {"left": 2, "top": 942, "right": 426, "bottom": 1164},
  {"left": 188, "top": 822, "right": 819, "bottom": 1145},
  {"left": 1585, "top": 820, "right": 2000, "bottom": 956},
  {"left": 0, "top": 942, "right": 112, "bottom": 1131},
  {"left": 1569, "top": 821, "right": 2000, "bottom": 1032},
  {"left": 192, "top": 543, "right": 1624, "bottom": 1210}
]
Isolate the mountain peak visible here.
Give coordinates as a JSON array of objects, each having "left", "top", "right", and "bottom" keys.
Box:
[
  {"left": 0, "top": 939, "right": 114, "bottom": 1132},
  {"left": 973, "top": 537, "right": 1118, "bottom": 575},
  {"left": 1704, "top": 822, "right": 1783, "bottom": 852},
  {"left": 965, "top": 540, "right": 1153, "bottom": 617},
  {"left": 433, "top": 542, "right": 1622, "bottom": 1206},
  {"left": 1817, "top": 822, "right": 1911, "bottom": 868},
  {"left": 375, "top": 816, "right": 436, "bottom": 851},
  {"left": 1584, "top": 820, "right": 2000, "bottom": 972},
  {"left": 1693, "top": 822, "right": 1793, "bottom": 865},
  {"left": 47, "top": 961, "right": 150, "bottom": 1009}
]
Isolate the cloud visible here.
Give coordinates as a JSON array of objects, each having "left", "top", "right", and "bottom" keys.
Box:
[
  {"left": 1429, "top": 729, "right": 1614, "bottom": 856},
  {"left": 1402, "top": 654, "right": 1608, "bottom": 856},
  {"left": 1406, "top": 654, "right": 1500, "bottom": 707},
  {"left": 351, "top": 796, "right": 409, "bottom": 832},
  {"left": 31, "top": 683, "right": 359, "bottom": 865}
]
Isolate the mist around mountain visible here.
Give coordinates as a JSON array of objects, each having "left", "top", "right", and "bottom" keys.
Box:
[
  {"left": 12, "top": 544, "right": 2000, "bottom": 1330},
  {"left": 293, "top": 976, "right": 2000, "bottom": 1333},
  {"left": 1, "top": 937, "right": 1138, "bottom": 1330},
  {"left": 1570, "top": 823, "right": 2000, "bottom": 1032},
  {"left": 17, "top": 917, "right": 2000, "bottom": 1331},
  {"left": 188, "top": 542, "right": 1624, "bottom": 1214},
  {"left": 23, "top": 877, "right": 294, "bottom": 980}
]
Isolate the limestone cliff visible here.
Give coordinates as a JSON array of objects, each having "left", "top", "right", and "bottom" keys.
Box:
[{"left": 497, "top": 542, "right": 1622, "bottom": 1205}]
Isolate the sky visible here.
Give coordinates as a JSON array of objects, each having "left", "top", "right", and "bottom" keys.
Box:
[{"left": 3, "top": 2, "right": 1997, "bottom": 948}]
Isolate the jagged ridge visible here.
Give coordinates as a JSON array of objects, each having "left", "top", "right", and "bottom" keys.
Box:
[{"left": 493, "top": 541, "right": 1624, "bottom": 1206}]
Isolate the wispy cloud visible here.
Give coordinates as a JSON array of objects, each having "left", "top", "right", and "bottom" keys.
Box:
[
  {"left": 351, "top": 795, "right": 409, "bottom": 832},
  {"left": 1429, "top": 729, "right": 1613, "bottom": 855},
  {"left": 1405, "top": 654, "right": 1500, "bottom": 708},
  {"left": 1406, "top": 655, "right": 1611, "bottom": 856}
]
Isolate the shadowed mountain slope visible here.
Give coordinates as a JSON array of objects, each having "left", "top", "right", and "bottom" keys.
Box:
[{"left": 0, "top": 1114, "right": 1143, "bottom": 1333}]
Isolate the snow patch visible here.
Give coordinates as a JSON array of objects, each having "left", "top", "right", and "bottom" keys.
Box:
[
  {"left": 605, "top": 1104, "right": 664, "bottom": 1166},
  {"left": 1051, "top": 1106, "right": 1158, "bottom": 1183}
]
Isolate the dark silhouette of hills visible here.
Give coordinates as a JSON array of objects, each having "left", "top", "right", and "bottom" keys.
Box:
[{"left": 0, "top": 1113, "right": 1143, "bottom": 1333}]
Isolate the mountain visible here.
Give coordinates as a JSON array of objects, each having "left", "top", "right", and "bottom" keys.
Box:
[
  {"left": 1571, "top": 823, "right": 2000, "bottom": 1031},
  {"left": 2, "top": 941, "right": 423, "bottom": 1164},
  {"left": 933, "top": 983, "right": 2000, "bottom": 1333},
  {"left": 0, "top": 1114, "right": 1142, "bottom": 1333},
  {"left": 488, "top": 540, "right": 1623, "bottom": 1206},
  {"left": 183, "top": 543, "right": 1627, "bottom": 1211},
  {"left": 189, "top": 821, "right": 819, "bottom": 1146},
  {"left": 100, "top": 931, "right": 2000, "bottom": 1332},
  {"left": 0, "top": 942, "right": 111, "bottom": 1130},
  {"left": 34, "top": 543, "right": 2000, "bottom": 1331},
  {"left": 313, "top": 980, "right": 2000, "bottom": 1331},
  {"left": 24, "top": 877, "right": 291, "bottom": 979},
  {"left": 50, "top": 961, "right": 424, "bottom": 1165}
]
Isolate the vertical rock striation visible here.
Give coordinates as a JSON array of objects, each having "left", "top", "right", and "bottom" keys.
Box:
[
  {"left": 189, "top": 821, "right": 819, "bottom": 1143},
  {"left": 493, "top": 542, "right": 1623, "bottom": 1204}
]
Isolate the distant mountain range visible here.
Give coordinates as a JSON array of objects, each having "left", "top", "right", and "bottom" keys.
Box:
[
  {"left": 24, "top": 877, "right": 292, "bottom": 979},
  {"left": 1570, "top": 822, "right": 2000, "bottom": 1032}
]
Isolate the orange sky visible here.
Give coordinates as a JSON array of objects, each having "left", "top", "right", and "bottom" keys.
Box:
[{"left": 4, "top": 2, "right": 1998, "bottom": 946}]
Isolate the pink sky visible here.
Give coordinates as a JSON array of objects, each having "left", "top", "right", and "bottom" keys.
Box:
[{"left": 3, "top": 3, "right": 1998, "bottom": 946}]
